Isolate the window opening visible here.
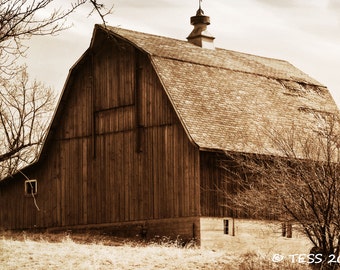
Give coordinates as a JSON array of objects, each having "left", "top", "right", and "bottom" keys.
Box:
[
  {"left": 25, "top": 180, "right": 37, "bottom": 196},
  {"left": 223, "top": 219, "right": 229, "bottom": 234},
  {"left": 282, "top": 222, "right": 293, "bottom": 238}
]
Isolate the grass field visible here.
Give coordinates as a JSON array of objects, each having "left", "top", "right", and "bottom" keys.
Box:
[{"left": 0, "top": 232, "right": 308, "bottom": 269}]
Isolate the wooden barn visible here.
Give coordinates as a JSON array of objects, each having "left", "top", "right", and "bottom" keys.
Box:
[{"left": 0, "top": 8, "right": 338, "bottom": 250}]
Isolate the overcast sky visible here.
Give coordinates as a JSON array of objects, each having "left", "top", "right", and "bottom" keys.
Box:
[{"left": 26, "top": 0, "right": 340, "bottom": 106}]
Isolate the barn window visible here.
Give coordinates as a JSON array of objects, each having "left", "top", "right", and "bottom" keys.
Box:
[
  {"left": 282, "top": 222, "right": 293, "bottom": 238},
  {"left": 223, "top": 219, "right": 229, "bottom": 234},
  {"left": 25, "top": 180, "right": 37, "bottom": 196}
]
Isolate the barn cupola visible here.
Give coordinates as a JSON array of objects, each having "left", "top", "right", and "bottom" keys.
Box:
[{"left": 187, "top": 1, "right": 215, "bottom": 49}]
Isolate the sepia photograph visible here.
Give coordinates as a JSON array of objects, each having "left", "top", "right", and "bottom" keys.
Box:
[{"left": 0, "top": 0, "right": 340, "bottom": 269}]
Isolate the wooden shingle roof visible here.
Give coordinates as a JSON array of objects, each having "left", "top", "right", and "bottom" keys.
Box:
[{"left": 103, "top": 25, "right": 339, "bottom": 156}]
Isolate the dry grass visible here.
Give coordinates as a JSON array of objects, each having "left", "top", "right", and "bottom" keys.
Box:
[{"left": 0, "top": 232, "right": 308, "bottom": 270}]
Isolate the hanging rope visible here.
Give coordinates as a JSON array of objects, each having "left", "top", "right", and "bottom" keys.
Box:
[{"left": 18, "top": 170, "right": 40, "bottom": 211}]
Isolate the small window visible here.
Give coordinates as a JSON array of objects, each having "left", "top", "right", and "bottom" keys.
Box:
[
  {"left": 223, "top": 219, "right": 229, "bottom": 234},
  {"left": 25, "top": 180, "right": 37, "bottom": 196},
  {"left": 286, "top": 223, "right": 293, "bottom": 238},
  {"left": 282, "top": 222, "right": 292, "bottom": 238},
  {"left": 281, "top": 222, "right": 286, "bottom": 237}
]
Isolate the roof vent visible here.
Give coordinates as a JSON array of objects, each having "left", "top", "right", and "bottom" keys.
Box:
[{"left": 187, "top": 2, "right": 215, "bottom": 49}]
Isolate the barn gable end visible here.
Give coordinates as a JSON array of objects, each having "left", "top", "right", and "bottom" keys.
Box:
[{"left": 0, "top": 26, "right": 201, "bottom": 240}]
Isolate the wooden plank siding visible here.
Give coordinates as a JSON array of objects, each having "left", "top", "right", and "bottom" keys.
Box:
[
  {"left": 200, "top": 151, "right": 280, "bottom": 220},
  {"left": 200, "top": 151, "right": 229, "bottom": 217},
  {"left": 200, "top": 151, "right": 257, "bottom": 218},
  {"left": 0, "top": 145, "right": 61, "bottom": 229},
  {"left": 0, "top": 30, "right": 201, "bottom": 235}
]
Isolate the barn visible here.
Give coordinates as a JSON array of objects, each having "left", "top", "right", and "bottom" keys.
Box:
[{"left": 0, "top": 8, "right": 338, "bottom": 251}]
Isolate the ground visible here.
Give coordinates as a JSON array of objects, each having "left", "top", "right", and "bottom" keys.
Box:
[{"left": 0, "top": 232, "right": 307, "bottom": 269}]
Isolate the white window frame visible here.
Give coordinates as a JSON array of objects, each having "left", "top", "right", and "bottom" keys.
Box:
[{"left": 24, "top": 179, "right": 38, "bottom": 196}]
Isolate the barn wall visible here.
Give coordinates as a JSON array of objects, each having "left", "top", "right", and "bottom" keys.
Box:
[
  {"left": 0, "top": 142, "right": 61, "bottom": 229},
  {"left": 86, "top": 33, "right": 201, "bottom": 225},
  {"left": 200, "top": 151, "right": 229, "bottom": 217},
  {"left": 0, "top": 177, "right": 41, "bottom": 229},
  {"left": 200, "top": 151, "right": 283, "bottom": 220},
  {"left": 0, "top": 29, "right": 201, "bottom": 238}
]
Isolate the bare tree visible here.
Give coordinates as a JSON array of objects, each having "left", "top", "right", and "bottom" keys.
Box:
[
  {"left": 0, "top": 67, "right": 55, "bottom": 178},
  {"left": 0, "top": 0, "right": 112, "bottom": 178},
  {"left": 221, "top": 113, "right": 340, "bottom": 270},
  {"left": 0, "top": 0, "right": 112, "bottom": 77}
]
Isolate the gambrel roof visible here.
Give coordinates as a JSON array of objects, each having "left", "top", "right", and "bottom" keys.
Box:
[
  {"left": 1, "top": 24, "right": 338, "bottom": 183},
  {"left": 101, "top": 25, "right": 338, "bottom": 156}
]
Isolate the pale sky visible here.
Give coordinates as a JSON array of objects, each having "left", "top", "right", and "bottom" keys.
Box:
[{"left": 26, "top": 0, "right": 340, "bottom": 106}]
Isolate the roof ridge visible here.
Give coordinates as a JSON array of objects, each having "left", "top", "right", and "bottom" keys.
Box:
[
  {"left": 100, "top": 25, "right": 322, "bottom": 86},
  {"left": 104, "top": 25, "right": 289, "bottom": 63}
]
